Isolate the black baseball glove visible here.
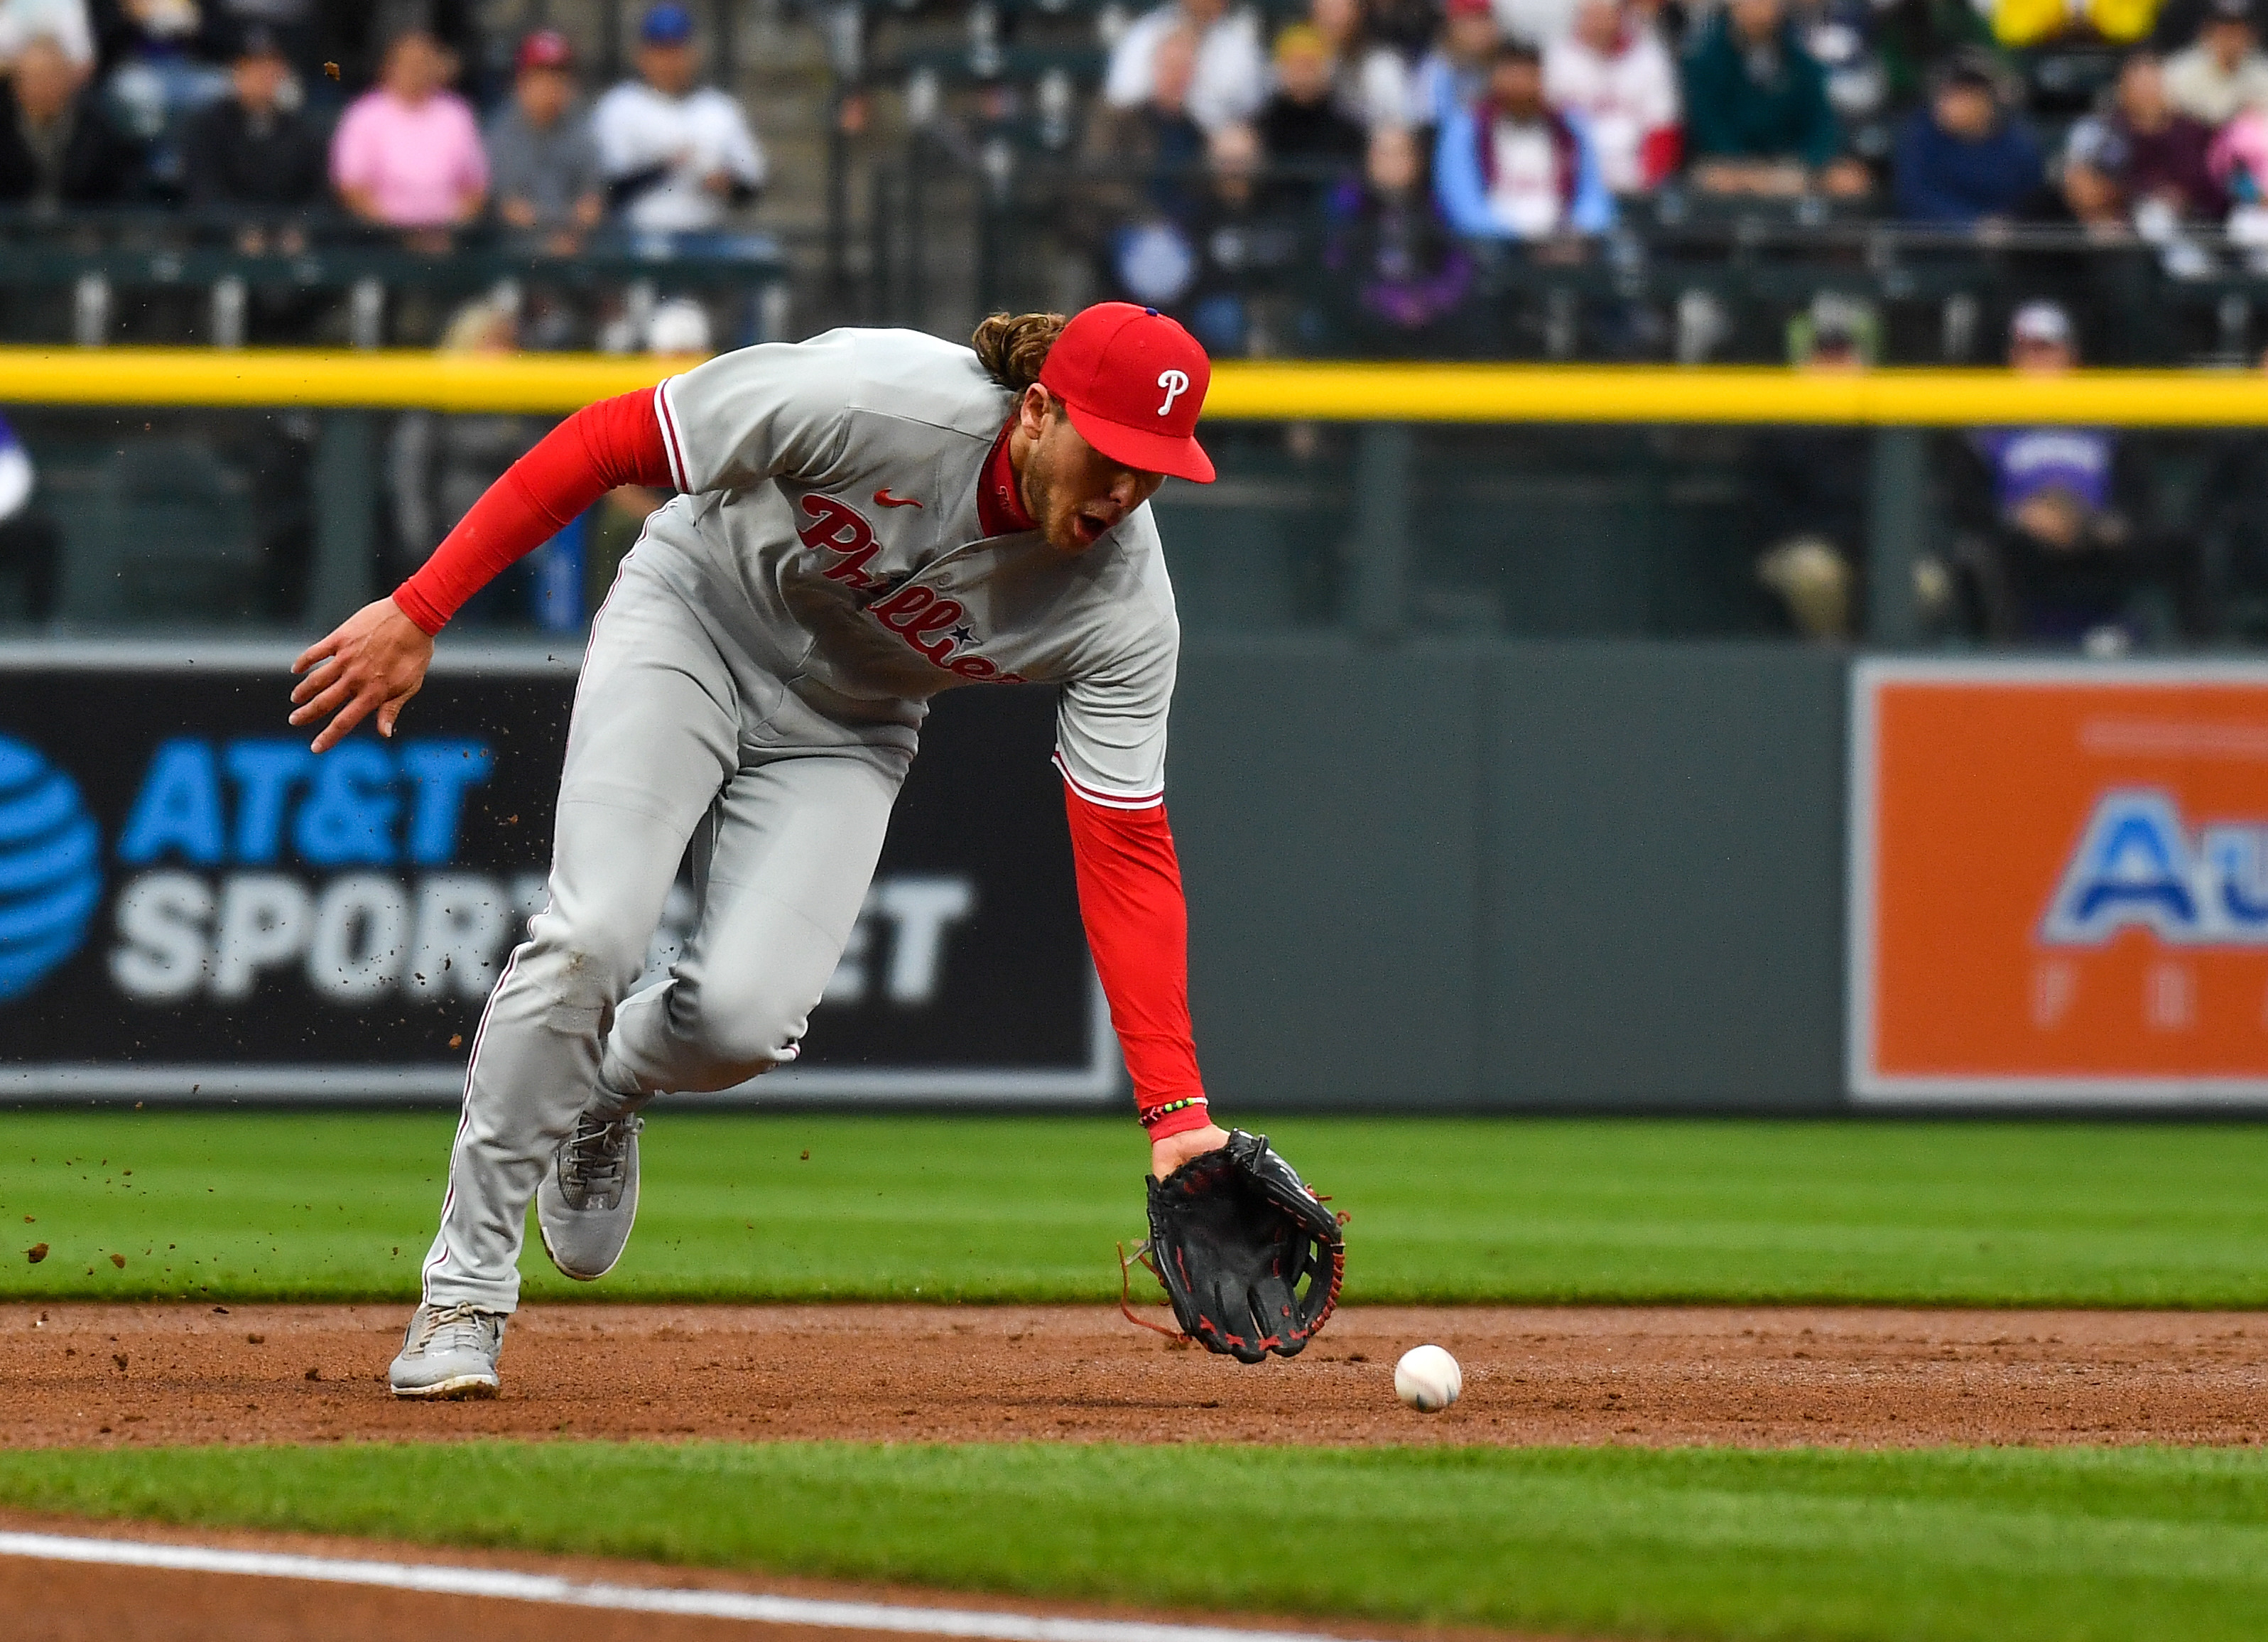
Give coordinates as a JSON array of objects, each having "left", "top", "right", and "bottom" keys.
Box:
[{"left": 1140, "top": 1129, "right": 1344, "bottom": 1363}]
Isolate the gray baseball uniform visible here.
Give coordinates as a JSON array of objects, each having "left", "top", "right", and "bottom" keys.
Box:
[{"left": 420, "top": 327, "right": 1181, "bottom": 1312}]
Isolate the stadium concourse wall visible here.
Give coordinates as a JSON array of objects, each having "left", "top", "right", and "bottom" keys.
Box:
[{"left": 2, "top": 352, "right": 2263, "bottom": 1115}]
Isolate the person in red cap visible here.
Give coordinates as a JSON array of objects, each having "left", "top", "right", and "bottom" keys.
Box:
[
  {"left": 488, "top": 29, "right": 604, "bottom": 252},
  {"left": 290, "top": 304, "right": 1278, "bottom": 1398}
]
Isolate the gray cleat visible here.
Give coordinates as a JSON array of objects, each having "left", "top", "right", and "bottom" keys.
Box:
[
  {"left": 537, "top": 1109, "right": 644, "bottom": 1281},
  {"left": 389, "top": 1301, "right": 506, "bottom": 1399}
]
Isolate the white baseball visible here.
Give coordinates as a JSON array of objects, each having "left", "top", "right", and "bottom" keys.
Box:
[{"left": 1394, "top": 1344, "right": 1462, "bottom": 1413}]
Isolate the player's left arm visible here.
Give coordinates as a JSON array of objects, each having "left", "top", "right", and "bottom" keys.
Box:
[{"left": 1055, "top": 625, "right": 1229, "bottom": 1175}]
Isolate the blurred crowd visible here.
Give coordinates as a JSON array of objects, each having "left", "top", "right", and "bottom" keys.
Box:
[
  {"left": 0, "top": 0, "right": 764, "bottom": 248},
  {"left": 1065, "top": 0, "right": 2268, "bottom": 348}
]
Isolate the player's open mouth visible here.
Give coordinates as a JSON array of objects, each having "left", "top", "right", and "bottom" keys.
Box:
[{"left": 1072, "top": 506, "right": 1118, "bottom": 545}]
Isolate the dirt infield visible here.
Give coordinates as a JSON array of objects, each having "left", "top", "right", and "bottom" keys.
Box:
[{"left": 3, "top": 1301, "right": 2264, "bottom": 1447}]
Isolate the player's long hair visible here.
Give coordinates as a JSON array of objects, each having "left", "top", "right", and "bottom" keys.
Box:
[{"left": 972, "top": 311, "right": 1067, "bottom": 396}]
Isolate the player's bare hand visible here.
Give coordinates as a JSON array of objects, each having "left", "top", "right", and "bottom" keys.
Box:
[
  {"left": 289, "top": 596, "right": 434, "bottom": 753},
  {"left": 1149, "top": 1120, "right": 1231, "bottom": 1181}
]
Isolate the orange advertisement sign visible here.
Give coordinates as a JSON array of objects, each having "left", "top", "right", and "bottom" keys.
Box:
[{"left": 1852, "top": 660, "right": 2268, "bottom": 1103}]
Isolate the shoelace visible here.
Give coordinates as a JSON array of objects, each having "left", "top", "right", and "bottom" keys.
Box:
[
  {"left": 560, "top": 1113, "right": 639, "bottom": 1193},
  {"left": 413, "top": 1302, "right": 495, "bottom": 1358}
]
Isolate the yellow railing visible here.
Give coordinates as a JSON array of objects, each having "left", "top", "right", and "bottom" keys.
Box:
[{"left": 4, "top": 347, "right": 2268, "bottom": 425}]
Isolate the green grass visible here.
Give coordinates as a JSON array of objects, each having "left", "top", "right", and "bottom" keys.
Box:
[
  {"left": 3, "top": 1440, "right": 2268, "bottom": 1641},
  {"left": 6, "top": 1112, "right": 2268, "bottom": 1305}
]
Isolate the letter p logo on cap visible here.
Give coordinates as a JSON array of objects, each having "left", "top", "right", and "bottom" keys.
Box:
[{"left": 1036, "top": 303, "right": 1215, "bottom": 482}]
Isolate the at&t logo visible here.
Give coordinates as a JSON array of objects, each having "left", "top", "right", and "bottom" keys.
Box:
[{"left": 0, "top": 735, "right": 101, "bottom": 1000}]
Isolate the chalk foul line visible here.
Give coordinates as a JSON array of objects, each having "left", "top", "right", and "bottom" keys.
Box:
[{"left": 0, "top": 1530, "right": 1372, "bottom": 1642}]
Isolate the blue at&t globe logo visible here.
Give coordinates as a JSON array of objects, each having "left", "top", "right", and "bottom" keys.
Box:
[{"left": 0, "top": 735, "right": 101, "bottom": 1002}]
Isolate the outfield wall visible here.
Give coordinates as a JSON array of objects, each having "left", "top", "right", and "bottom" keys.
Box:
[
  {"left": 11, "top": 639, "right": 2268, "bottom": 1111},
  {"left": 1171, "top": 639, "right": 1850, "bottom": 1113}
]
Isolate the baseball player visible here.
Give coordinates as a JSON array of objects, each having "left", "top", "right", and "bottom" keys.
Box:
[{"left": 291, "top": 303, "right": 1338, "bottom": 1397}]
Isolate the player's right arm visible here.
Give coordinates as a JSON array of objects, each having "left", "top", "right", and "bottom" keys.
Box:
[{"left": 288, "top": 387, "right": 678, "bottom": 752}]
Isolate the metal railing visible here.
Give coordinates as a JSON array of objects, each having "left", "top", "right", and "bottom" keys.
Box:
[
  {"left": 851, "top": 141, "right": 2268, "bottom": 364},
  {"left": 0, "top": 208, "right": 791, "bottom": 349}
]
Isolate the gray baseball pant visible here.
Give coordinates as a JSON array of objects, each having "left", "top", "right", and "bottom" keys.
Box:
[{"left": 420, "top": 562, "right": 906, "bottom": 1313}]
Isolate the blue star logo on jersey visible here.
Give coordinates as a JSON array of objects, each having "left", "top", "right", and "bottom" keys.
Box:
[
  {"left": 0, "top": 735, "right": 101, "bottom": 1001},
  {"left": 949, "top": 625, "right": 977, "bottom": 646}
]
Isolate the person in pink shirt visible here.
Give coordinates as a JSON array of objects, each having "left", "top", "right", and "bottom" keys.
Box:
[{"left": 331, "top": 28, "right": 488, "bottom": 247}]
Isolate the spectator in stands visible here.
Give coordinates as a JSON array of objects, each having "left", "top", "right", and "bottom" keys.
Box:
[
  {"left": 1414, "top": 0, "right": 1501, "bottom": 129},
  {"left": 1435, "top": 40, "right": 1615, "bottom": 243},
  {"left": 1078, "top": 25, "right": 1208, "bottom": 258},
  {"left": 591, "top": 2, "right": 765, "bottom": 236},
  {"left": 1872, "top": 0, "right": 1998, "bottom": 110},
  {"left": 1892, "top": 57, "right": 2044, "bottom": 225},
  {"left": 1179, "top": 119, "right": 1306, "bottom": 351},
  {"left": 1683, "top": 0, "right": 1868, "bottom": 197},
  {"left": 488, "top": 28, "right": 603, "bottom": 252},
  {"left": 0, "top": 413, "right": 57, "bottom": 625},
  {"left": 1543, "top": 0, "right": 1680, "bottom": 195},
  {"left": 0, "top": 0, "right": 91, "bottom": 71},
  {"left": 330, "top": 28, "right": 487, "bottom": 247},
  {"left": 1948, "top": 301, "right": 2178, "bottom": 648},
  {"left": 1800, "top": 0, "right": 1894, "bottom": 139},
  {"left": 100, "top": 0, "right": 212, "bottom": 60},
  {"left": 2064, "top": 50, "right": 2223, "bottom": 229},
  {"left": 1750, "top": 293, "right": 1871, "bottom": 640},
  {"left": 1308, "top": 0, "right": 1423, "bottom": 129},
  {"left": 2165, "top": 0, "right": 2268, "bottom": 121},
  {"left": 99, "top": 4, "right": 232, "bottom": 173},
  {"left": 182, "top": 23, "right": 326, "bottom": 238},
  {"left": 1988, "top": 0, "right": 2156, "bottom": 48},
  {"left": 0, "top": 31, "right": 143, "bottom": 203},
  {"left": 1104, "top": 0, "right": 1269, "bottom": 134},
  {"left": 1259, "top": 22, "right": 1366, "bottom": 203},
  {"left": 1497, "top": 0, "right": 1584, "bottom": 60},
  {"left": 2210, "top": 96, "right": 2268, "bottom": 252},
  {"left": 1322, "top": 121, "right": 1477, "bottom": 350}
]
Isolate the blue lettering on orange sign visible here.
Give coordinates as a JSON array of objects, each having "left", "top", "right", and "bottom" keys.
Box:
[{"left": 2041, "top": 788, "right": 2268, "bottom": 946}]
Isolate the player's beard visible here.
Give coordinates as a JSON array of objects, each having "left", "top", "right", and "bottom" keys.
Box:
[{"left": 1022, "top": 417, "right": 1151, "bottom": 554}]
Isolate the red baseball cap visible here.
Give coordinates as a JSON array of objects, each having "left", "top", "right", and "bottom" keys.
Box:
[
  {"left": 1037, "top": 303, "right": 1215, "bottom": 483},
  {"left": 516, "top": 28, "right": 575, "bottom": 71}
]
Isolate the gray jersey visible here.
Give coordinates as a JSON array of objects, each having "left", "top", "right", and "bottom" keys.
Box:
[{"left": 642, "top": 327, "right": 1179, "bottom": 808}]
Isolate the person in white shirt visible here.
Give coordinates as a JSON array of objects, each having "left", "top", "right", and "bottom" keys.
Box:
[
  {"left": 1542, "top": 0, "right": 1679, "bottom": 194},
  {"left": 1104, "top": 0, "right": 1269, "bottom": 134},
  {"left": 2166, "top": 0, "right": 2268, "bottom": 125},
  {"left": 1435, "top": 39, "right": 1615, "bottom": 240},
  {"left": 0, "top": 0, "right": 89, "bottom": 70},
  {"left": 590, "top": 1, "right": 766, "bottom": 234}
]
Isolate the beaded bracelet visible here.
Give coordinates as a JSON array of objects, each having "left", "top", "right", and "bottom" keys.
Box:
[{"left": 1139, "top": 1096, "right": 1208, "bottom": 1128}]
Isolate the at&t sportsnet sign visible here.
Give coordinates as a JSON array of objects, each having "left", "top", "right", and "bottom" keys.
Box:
[
  {"left": 1851, "top": 659, "right": 2268, "bottom": 1105},
  {"left": 0, "top": 646, "right": 1111, "bottom": 1103}
]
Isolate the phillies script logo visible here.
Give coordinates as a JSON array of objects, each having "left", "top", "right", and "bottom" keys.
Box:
[{"left": 797, "top": 495, "right": 1024, "bottom": 684}]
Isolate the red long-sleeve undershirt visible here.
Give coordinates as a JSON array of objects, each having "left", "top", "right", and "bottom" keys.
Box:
[
  {"left": 392, "top": 389, "right": 1211, "bottom": 1136},
  {"left": 394, "top": 389, "right": 674, "bottom": 634},
  {"left": 1064, "top": 788, "right": 1211, "bottom": 1137}
]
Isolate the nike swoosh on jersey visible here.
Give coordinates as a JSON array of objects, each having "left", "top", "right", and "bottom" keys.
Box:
[{"left": 873, "top": 489, "right": 923, "bottom": 509}]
